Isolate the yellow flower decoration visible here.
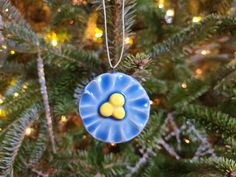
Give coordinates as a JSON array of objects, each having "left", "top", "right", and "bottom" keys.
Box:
[{"left": 100, "top": 93, "right": 126, "bottom": 119}]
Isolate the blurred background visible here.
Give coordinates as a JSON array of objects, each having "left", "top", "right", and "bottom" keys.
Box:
[{"left": 0, "top": 0, "right": 236, "bottom": 177}]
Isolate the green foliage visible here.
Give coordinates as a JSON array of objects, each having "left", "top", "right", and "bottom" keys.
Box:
[
  {"left": 93, "top": 0, "right": 136, "bottom": 61},
  {"left": 0, "top": 0, "right": 236, "bottom": 177},
  {"left": 0, "top": 106, "right": 39, "bottom": 176},
  {"left": 14, "top": 118, "right": 47, "bottom": 173},
  {"left": 43, "top": 44, "right": 100, "bottom": 70},
  {"left": 167, "top": 79, "right": 209, "bottom": 107},
  {"left": 0, "top": 0, "right": 31, "bottom": 29},
  {"left": 137, "top": 112, "right": 164, "bottom": 149},
  {"left": 189, "top": 157, "right": 236, "bottom": 176},
  {"left": 176, "top": 104, "right": 236, "bottom": 137},
  {"left": 151, "top": 15, "right": 236, "bottom": 58}
]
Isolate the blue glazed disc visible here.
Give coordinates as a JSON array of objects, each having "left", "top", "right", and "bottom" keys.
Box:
[{"left": 78, "top": 72, "right": 150, "bottom": 143}]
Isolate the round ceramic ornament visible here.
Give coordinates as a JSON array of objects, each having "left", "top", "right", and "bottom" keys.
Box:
[{"left": 79, "top": 72, "right": 150, "bottom": 143}]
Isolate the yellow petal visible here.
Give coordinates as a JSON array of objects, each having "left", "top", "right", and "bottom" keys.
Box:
[
  {"left": 112, "top": 107, "right": 125, "bottom": 119},
  {"left": 109, "top": 93, "right": 125, "bottom": 107},
  {"left": 100, "top": 102, "right": 113, "bottom": 117}
]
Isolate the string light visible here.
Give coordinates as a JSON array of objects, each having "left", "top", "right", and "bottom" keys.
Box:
[
  {"left": 111, "top": 143, "right": 116, "bottom": 147},
  {"left": 2, "top": 45, "right": 7, "bottom": 50},
  {"left": 166, "top": 9, "right": 175, "bottom": 17},
  {"left": 25, "top": 127, "right": 33, "bottom": 136},
  {"left": 0, "top": 95, "right": 4, "bottom": 105},
  {"left": 195, "top": 68, "right": 203, "bottom": 75},
  {"left": 22, "top": 84, "right": 28, "bottom": 89},
  {"left": 150, "top": 100, "right": 154, "bottom": 105},
  {"left": 200, "top": 49, "right": 210, "bottom": 55},
  {"left": 158, "top": 0, "right": 164, "bottom": 9},
  {"left": 10, "top": 50, "right": 15, "bottom": 55},
  {"left": 45, "top": 32, "right": 59, "bottom": 47},
  {"left": 192, "top": 16, "right": 202, "bottom": 23},
  {"left": 69, "top": 20, "right": 74, "bottom": 25},
  {"left": 124, "top": 37, "right": 134, "bottom": 46},
  {"left": 184, "top": 138, "right": 190, "bottom": 144},
  {"left": 82, "top": 135, "right": 87, "bottom": 139},
  {"left": 60, "top": 115, "right": 68, "bottom": 123},
  {"left": 165, "top": 9, "right": 175, "bottom": 24},
  {"left": 10, "top": 79, "right": 16, "bottom": 86},
  {"left": 5, "top": 8, "right": 9, "bottom": 12},
  {"left": 0, "top": 109, "right": 6, "bottom": 117},
  {"left": 181, "top": 82, "right": 187, "bottom": 89},
  {"left": 0, "top": 128, "right": 2, "bottom": 131},
  {"left": 94, "top": 27, "right": 103, "bottom": 39},
  {"left": 13, "top": 92, "right": 19, "bottom": 98},
  {"left": 51, "top": 39, "right": 58, "bottom": 47}
]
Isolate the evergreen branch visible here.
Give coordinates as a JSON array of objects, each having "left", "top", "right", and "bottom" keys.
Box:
[
  {"left": 137, "top": 112, "right": 164, "bottom": 149},
  {"left": 93, "top": 0, "right": 136, "bottom": 60},
  {"left": 176, "top": 104, "right": 236, "bottom": 137},
  {"left": 0, "top": 106, "right": 39, "bottom": 176},
  {"left": 2, "top": 23, "right": 99, "bottom": 68},
  {"left": 43, "top": 0, "right": 68, "bottom": 9},
  {"left": 0, "top": 92, "right": 41, "bottom": 136},
  {"left": 167, "top": 79, "right": 209, "bottom": 107},
  {"left": 43, "top": 44, "right": 100, "bottom": 69},
  {"left": 74, "top": 73, "right": 96, "bottom": 105},
  {"left": 51, "top": 4, "right": 88, "bottom": 25},
  {"left": 189, "top": 157, "right": 236, "bottom": 176},
  {"left": 118, "top": 53, "right": 151, "bottom": 74},
  {"left": 0, "top": 0, "right": 31, "bottom": 30},
  {"left": 202, "top": 0, "right": 234, "bottom": 15},
  {"left": 2, "top": 18, "right": 99, "bottom": 69},
  {"left": 28, "top": 119, "right": 47, "bottom": 167},
  {"left": 151, "top": 15, "right": 236, "bottom": 58},
  {"left": 13, "top": 116, "right": 47, "bottom": 173},
  {"left": 2, "top": 22, "right": 37, "bottom": 45}
]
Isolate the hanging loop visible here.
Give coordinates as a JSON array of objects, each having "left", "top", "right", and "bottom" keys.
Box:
[{"left": 102, "top": 0, "right": 126, "bottom": 69}]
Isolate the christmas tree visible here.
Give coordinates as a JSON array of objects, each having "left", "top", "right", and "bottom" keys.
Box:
[{"left": 0, "top": 0, "right": 236, "bottom": 176}]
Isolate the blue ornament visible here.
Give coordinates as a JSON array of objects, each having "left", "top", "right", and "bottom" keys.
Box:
[{"left": 78, "top": 72, "right": 150, "bottom": 143}]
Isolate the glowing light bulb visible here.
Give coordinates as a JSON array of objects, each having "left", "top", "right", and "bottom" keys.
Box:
[
  {"left": 158, "top": 3, "right": 164, "bottom": 9},
  {"left": 0, "top": 128, "right": 2, "bottom": 131},
  {"left": 0, "top": 98, "right": 4, "bottom": 104},
  {"left": 5, "top": 8, "right": 9, "bottom": 12},
  {"left": 10, "top": 79, "right": 16, "bottom": 86},
  {"left": 22, "top": 84, "right": 28, "bottom": 89},
  {"left": 124, "top": 37, "right": 134, "bottom": 46},
  {"left": 95, "top": 27, "right": 103, "bottom": 39},
  {"left": 111, "top": 143, "right": 116, "bottom": 147},
  {"left": 150, "top": 100, "right": 154, "bottom": 105},
  {"left": 181, "top": 83, "right": 187, "bottom": 89},
  {"left": 60, "top": 115, "right": 68, "bottom": 123},
  {"left": 0, "top": 109, "right": 6, "bottom": 117},
  {"left": 2, "top": 45, "right": 7, "bottom": 50},
  {"left": 45, "top": 32, "right": 59, "bottom": 47},
  {"left": 166, "top": 9, "right": 175, "bottom": 17},
  {"left": 200, "top": 49, "right": 210, "bottom": 55},
  {"left": 184, "top": 138, "right": 190, "bottom": 144},
  {"left": 158, "top": 0, "right": 164, "bottom": 8},
  {"left": 192, "top": 16, "right": 202, "bottom": 23},
  {"left": 195, "top": 68, "right": 203, "bottom": 75},
  {"left": 51, "top": 39, "right": 58, "bottom": 47},
  {"left": 13, "top": 92, "right": 19, "bottom": 98},
  {"left": 10, "top": 50, "right": 15, "bottom": 55},
  {"left": 25, "top": 127, "right": 33, "bottom": 136}
]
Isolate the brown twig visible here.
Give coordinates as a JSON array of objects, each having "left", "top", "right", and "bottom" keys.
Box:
[
  {"left": 31, "top": 168, "right": 49, "bottom": 177},
  {"left": 113, "top": 0, "right": 121, "bottom": 65}
]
